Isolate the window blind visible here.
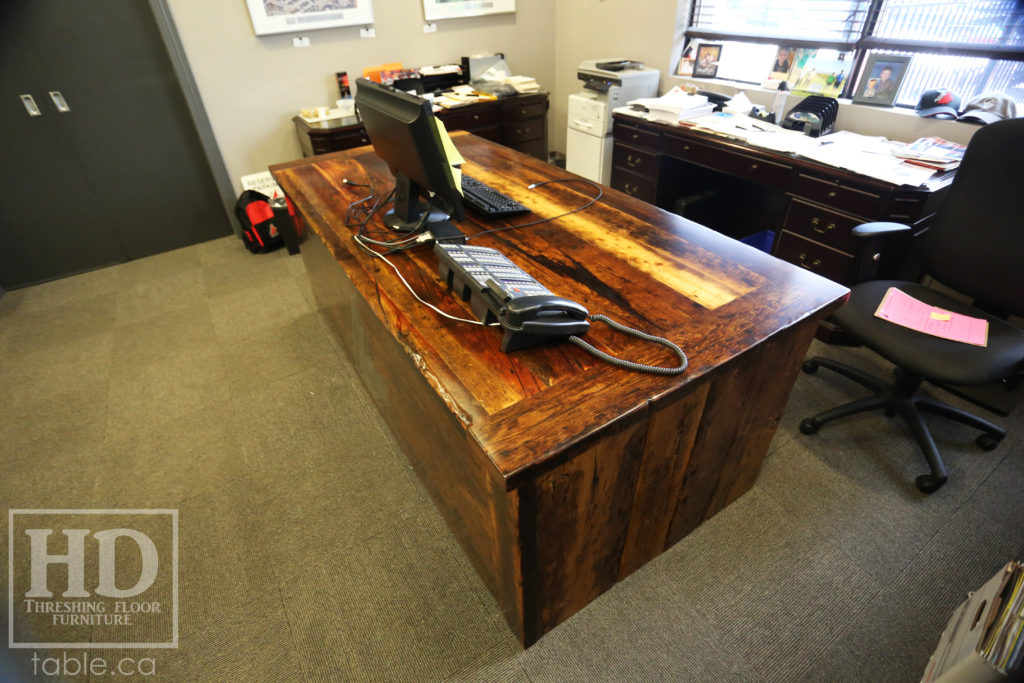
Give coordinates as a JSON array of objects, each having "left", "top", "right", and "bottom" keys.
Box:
[
  {"left": 685, "top": 0, "right": 872, "bottom": 51},
  {"left": 862, "top": 0, "right": 1024, "bottom": 59}
]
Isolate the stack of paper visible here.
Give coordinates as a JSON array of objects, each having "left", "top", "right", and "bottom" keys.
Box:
[
  {"left": 892, "top": 136, "right": 966, "bottom": 171},
  {"left": 795, "top": 131, "right": 938, "bottom": 187},
  {"left": 506, "top": 75, "right": 540, "bottom": 93},
  {"left": 629, "top": 87, "right": 712, "bottom": 124}
]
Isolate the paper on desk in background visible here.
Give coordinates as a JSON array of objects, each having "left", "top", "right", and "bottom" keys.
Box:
[
  {"left": 722, "top": 91, "right": 753, "bottom": 115},
  {"left": 471, "top": 59, "right": 541, "bottom": 94},
  {"left": 433, "top": 117, "right": 465, "bottom": 193},
  {"left": 629, "top": 86, "right": 711, "bottom": 123},
  {"left": 241, "top": 171, "right": 283, "bottom": 199},
  {"left": 874, "top": 287, "right": 989, "bottom": 346},
  {"left": 893, "top": 136, "right": 966, "bottom": 171},
  {"left": 798, "top": 131, "right": 937, "bottom": 186},
  {"left": 685, "top": 111, "right": 768, "bottom": 139}
]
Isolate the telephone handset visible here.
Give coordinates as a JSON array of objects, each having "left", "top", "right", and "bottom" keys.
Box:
[
  {"left": 434, "top": 243, "right": 590, "bottom": 351},
  {"left": 492, "top": 288, "right": 590, "bottom": 343}
]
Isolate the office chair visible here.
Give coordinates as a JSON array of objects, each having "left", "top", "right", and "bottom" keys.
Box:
[{"left": 799, "top": 117, "right": 1024, "bottom": 494}]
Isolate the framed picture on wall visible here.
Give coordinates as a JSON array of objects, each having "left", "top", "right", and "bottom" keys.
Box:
[
  {"left": 852, "top": 54, "right": 911, "bottom": 107},
  {"left": 693, "top": 44, "right": 722, "bottom": 79},
  {"left": 422, "top": 0, "right": 516, "bottom": 21},
  {"left": 245, "top": 0, "right": 375, "bottom": 36}
]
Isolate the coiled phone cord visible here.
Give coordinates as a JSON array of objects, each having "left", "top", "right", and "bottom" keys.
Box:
[{"left": 568, "top": 314, "right": 688, "bottom": 376}]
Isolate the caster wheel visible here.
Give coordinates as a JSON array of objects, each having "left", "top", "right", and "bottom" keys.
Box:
[
  {"left": 915, "top": 474, "right": 947, "bottom": 494},
  {"left": 802, "top": 360, "right": 819, "bottom": 374},
  {"left": 976, "top": 433, "right": 1002, "bottom": 451},
  {"left": 799, "top": 418, "right": 820, "bottom": 435}
]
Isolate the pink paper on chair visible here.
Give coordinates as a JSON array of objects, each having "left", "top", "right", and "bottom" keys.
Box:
[{"left": 874, "top": 287, "right": 989, "bottom": 346}]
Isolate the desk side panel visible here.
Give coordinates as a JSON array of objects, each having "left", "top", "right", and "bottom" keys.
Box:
[
  {"left": 667, "top": 318, "right": 819, "bottom": 544},
  {"left": 301, "top": 229, "right": 527, "bottom": 642},
  {"left": 523, "top": 410, "right": 652, "bottom": 638}
]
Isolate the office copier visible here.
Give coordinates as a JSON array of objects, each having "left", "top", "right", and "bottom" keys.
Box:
[{"left": 566, "top": 59, "right": 659, "bottom": 184}]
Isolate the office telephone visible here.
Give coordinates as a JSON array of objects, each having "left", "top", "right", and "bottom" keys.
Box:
[
  {"left": 434, "top": 243, "right": 590, "bottom": 352},
  {"left": 432, "top": 243, "right": 688, "bottom": 375}
]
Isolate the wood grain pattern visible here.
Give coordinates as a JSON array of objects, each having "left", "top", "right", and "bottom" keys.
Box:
[{"left": 272, "top": 133, "right": 849, "bottom": 646}]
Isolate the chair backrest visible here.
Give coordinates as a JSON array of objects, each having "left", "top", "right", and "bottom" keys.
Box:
[{"left": 923, "top": 117, "right": 1024, "bottom": 316}]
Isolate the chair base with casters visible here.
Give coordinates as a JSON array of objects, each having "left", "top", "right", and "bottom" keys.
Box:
[
  {"left": 798, "top": 119, "right": 1024, "bottom": 495},
  {"left": 799, "top": 357, "right": 1005, "bottom": 493}
]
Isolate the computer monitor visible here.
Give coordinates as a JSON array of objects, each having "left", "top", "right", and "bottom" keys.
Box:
[{"left": 354, "top": 77, "right": 465, "bottom": 232}]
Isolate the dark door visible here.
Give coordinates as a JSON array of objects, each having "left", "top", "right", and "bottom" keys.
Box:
[{"left": 0, "top": 1, "right": 230, "bottom": 289}]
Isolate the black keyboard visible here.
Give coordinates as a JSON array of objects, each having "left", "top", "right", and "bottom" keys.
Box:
[{"left": 460, "top": 175, "right": 530, "bottom": 217}]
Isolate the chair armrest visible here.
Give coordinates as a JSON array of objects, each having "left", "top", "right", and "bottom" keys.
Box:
[
  {"left": 852, "top": 221, "right": 912, "bottom": 239},
  {"left": 849, "top": 222, "right": 913, "bottom": 283}
]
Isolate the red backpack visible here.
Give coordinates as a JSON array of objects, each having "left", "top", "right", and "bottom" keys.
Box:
[{"left": 235, "top": 190, "right": 302, "bottom": 253}]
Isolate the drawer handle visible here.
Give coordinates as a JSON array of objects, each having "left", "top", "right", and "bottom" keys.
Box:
[
  {"left": 750, "top": 163, "right": 759, "bottom": 171},
  {"left": 473, "top": 114, "right": 480, "bottom": 120},
  {"left": 627, "top": 154, "right": 642, "bottom": 168},
  {"left": 517, "top": 128, "right": 529, "bottom": 136},
  {"left": 683, "top": 145, "right": 690, "bottom": 152},
  {"left": 520, "top": 108, "right": 527, "bottom": 115},
  {"left": 631, "top": 133, "right": 640, "bottom": 141},
  {"left": 810, "top": 217, "right": 836, "bottom": 234},
  {"left": 827, "top": 190, "right": 837, "bottom": 199},
  {"left": 798, "top": 253, "right": 822, "bottom": 270},
  {"left": 624, "top": 183, "right": 639, "bottom": 196}
]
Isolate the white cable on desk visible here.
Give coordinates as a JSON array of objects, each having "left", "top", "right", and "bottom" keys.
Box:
[{"left": 352, "top": 233, "right": 495, "bottom": 327}]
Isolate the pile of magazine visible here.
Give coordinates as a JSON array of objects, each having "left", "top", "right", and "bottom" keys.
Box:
[{"left": 893, "top": 136, "right": 967, "bottom": 172}]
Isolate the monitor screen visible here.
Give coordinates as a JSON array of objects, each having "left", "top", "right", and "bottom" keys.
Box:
[{"left": 354, "top": 78, "right": 465, "bottom": 232}]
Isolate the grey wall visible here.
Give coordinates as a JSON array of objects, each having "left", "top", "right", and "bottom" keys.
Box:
[
  {"left": 552, "top": 0, "right": 688, "bottom": 154},
  {"left": 165, "top": 0, "right": 556, "bottom": 192}
]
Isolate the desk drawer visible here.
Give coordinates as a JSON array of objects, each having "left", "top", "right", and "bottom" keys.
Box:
[
  {"left": 613, "top": 120, "right": 659, "bottom": 151},
  {"left": 328, "top": 129, "right": 370, "bottom": 151},
  {"left": 783, "top": 198, "right": 861, "bottom": 254},
  {"left": 662, "top": 135, "right": 792, "bottom": 188},
  {"left": 502, "top": 100, "right": 548, "bottom": 121},
  {"left": 611, "top": 167, "right": 655, "bottom": 202},
  {"left": 440, "top": 107, "right": 501, "bottom": 130},
  {"left": 612, "top": 143, "right": 657, "bottom": 177},
  {"left": 774, "top": 230, "right": 853, "bottom": 282},
  {"left": 792, "top": 172, "right": 883, "bottom": 217},
  {"left": 502, "top": 119, "right": 544, "bottom": 144}
]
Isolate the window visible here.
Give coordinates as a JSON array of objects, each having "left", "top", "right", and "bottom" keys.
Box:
[{"left": 682, "top": 0, "right": 1024, "bottom": 107}]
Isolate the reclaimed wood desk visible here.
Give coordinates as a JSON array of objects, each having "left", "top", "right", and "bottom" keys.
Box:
[{"left": 270, "top": 133, "right": 849, "bottom": 646}]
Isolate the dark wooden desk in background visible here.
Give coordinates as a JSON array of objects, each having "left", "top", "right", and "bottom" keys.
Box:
[
  {"left": 270, "top": 133, "right": 849, "bottom": 646},
  {"left": 610, "top": 112, "right": 953, "bottom": 285},
  {"left": 294, "top": 92, "right": 549, "bottom": 160}
]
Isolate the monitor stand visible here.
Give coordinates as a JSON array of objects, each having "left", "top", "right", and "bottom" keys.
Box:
[{"left": 383, "top": 173, "right": 451, "bottom": 232}]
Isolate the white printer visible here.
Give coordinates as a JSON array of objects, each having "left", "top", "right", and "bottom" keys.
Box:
[{"left": 567, "top": 59, "right": 659, "bottom": 184}]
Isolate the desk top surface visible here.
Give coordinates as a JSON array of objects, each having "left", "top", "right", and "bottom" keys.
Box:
[
  {"left": 271, "top": 132, "right": 849, "bottom": 487},
  {"left": 612, "top": 111, "right": 956, "bottom": 194}
]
